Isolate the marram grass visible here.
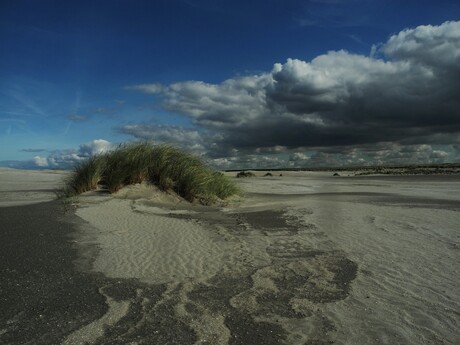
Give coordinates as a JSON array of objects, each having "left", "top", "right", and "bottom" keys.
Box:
[{"left": 60, "top": 143, "right": 240, "bottom": 204}]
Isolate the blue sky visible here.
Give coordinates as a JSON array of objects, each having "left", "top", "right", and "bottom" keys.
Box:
[{"left": 1, "top": 0, "right": 459, "bottom": 169}]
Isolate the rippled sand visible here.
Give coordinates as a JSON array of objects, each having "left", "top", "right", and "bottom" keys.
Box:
[{"left": 70, "top": 173, "right": 460, "bottom": 344}]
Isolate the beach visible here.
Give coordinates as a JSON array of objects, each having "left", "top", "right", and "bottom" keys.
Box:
[{"left": 1, "top": 169, "right": 459, "bottom": 344}]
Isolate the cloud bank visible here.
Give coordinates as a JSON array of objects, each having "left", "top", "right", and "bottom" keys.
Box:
[
  {"left": 0, "top": 140, "right": 114, "bottom": 170},
  {"left": 123, "top": 21, "right": 460, "bottom": 167},
  {"left": 4, "top": 22, "right": 458, "bottom": 170}
]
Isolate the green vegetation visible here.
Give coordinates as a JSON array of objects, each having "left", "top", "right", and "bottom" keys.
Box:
[
  {"left": 236, "top": 171, "right": 256, "bottom": 178},
  {"left": 60, "top": 142, "right": 240, "bottom": 204}
]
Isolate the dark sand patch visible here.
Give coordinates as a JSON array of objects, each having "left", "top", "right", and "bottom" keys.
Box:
[
  {"left": 1, "top": 194, "right": 357, "bottom": 344},
  {"left": 93, "top": 283, "right": 197, "bottom": 345},
  {"left": 0, "top": 202, "right": 107, "bottom": 344},
  {"left": 81, "top": 207, "right": 357, "bottom": 344}
]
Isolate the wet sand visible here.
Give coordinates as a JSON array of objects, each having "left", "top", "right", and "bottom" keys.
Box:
[
  {"left": 0, "top": 201, "right": 108, "bottom": 344},
  {"left": 1, "top": 170, "right": 459, "bottom": 344}
]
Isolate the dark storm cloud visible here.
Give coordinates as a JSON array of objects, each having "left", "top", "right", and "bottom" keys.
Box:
[{"left": 126, "top": 21, "right": 460, "bottom": 166}]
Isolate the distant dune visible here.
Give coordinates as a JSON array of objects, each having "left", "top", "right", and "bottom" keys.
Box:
[{"left": 226, "top": 163, "right": 460, "bottom": 176}]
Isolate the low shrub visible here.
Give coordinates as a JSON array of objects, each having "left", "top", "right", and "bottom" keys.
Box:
[{"left": 236, "top": 171, "right": 256, "bottom": 178}]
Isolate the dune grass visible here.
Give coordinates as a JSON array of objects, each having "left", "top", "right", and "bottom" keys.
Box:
[
  {"left": 60, "top": 142, "right": 240, "bottom": 204},
  {"left": 236, "top": 171, "right": 256, "bottom": 178}
]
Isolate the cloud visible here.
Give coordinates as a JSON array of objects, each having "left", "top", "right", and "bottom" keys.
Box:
[
  {"left": 94, "top": 107, "right": 117, "bottom": 115},
  {"left": 118, "top": 124, "right": 215, "bottom": 154},
  {"left": 78, "top": 139, "right": 114, "bottom": 157},
  {"left": 32, "top": 156, "right": 49, "bottom": 167},
  {"left": 346, "top": 34, "right": 365, "bottom": 45},
  {"left": 125, "top": 83, "right": 164, "bottom": 94},
  {"left": 289, "top": 152, "right": 310, "bottom": 162},
  {"left": 209, "top": 153, "right": 287, "bottom": 170},
  {"left": 2, "top": 139, "right": 115, "bottom": 170},
  {"left": 297, "top": 0, "right": 369, "bottom": 28},
  {"left": 21, "top": 148, "right": 47, "bottom": 153},
  {"left": 381, "top": 21, "right": 460, "bottom": 71},
  {"left": 120, "top": 21, "right": 460, "bottom": 168}
]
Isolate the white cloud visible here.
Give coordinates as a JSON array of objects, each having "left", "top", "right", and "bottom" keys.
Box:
[
  {"left": 27, "top": 140, "right": 115, "bottom": 169},
  {"left": 118, "top": 124, "right": 210, "bottom": 154},
  {"left": 430, "top": 150, "right": 449, "bottom": 160},
  {"left": 124, "top": 21, "right": 460, "bottom": 168},
  {"left": 125, "top": 83, "right": 164, "bottom": 94},
  {"left": 33, "top": 156, "right": 49, "bottom": 167},
  {"left": 162, "top": 75, "right": 272, "bottom": 128},
  {"left": 78, "top": 139, "right": 114, "bottom": 157},
  {"left": 382, "top": 21, "right": 460, "bottom": 70},
  {"left": 289, "top": 152, "right": 310, "bottom": 162}
]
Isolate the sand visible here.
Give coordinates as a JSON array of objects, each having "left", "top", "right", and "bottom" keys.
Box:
[
  {"left": 69, "top": 172, "right": 460, "bottom": 344},
  {"left": 0, "top": 168, "right": 67, "bottom": 207},
  {"left": 1, "top": 169, "right": 459, "bottom": 344},
  {"left": 76, "top": 197, "right": 226, "bottom": 284}
]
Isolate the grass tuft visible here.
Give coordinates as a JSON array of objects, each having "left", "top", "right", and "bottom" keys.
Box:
[
  {"left": 59, "top": 142, "right": 241, "bottom": 204},
  {"left": 60, "top": 155, "right": 106, "bottom": 197},
  {"left": 236, "top": 171, "right": 256, "bottom": 178}
]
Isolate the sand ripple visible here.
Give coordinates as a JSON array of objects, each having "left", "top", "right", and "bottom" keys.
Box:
[
  {"left": 77, "top": 199, "right": 224, "bottom": 284},
  {"left": 71, "top": 175, "right": 460, "bottom": 344}
]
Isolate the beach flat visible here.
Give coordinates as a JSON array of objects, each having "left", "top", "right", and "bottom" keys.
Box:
[{"left": 1, "top": 170, "right": 459, "bottom": 344}]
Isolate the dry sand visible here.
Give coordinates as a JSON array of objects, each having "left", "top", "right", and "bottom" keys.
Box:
[
  {"left": 0, "top": 168, "right": 67, "bottom": 207},
  {"left": 1, "top": 169, "right": 459, "bottom": 344},
  {"left": 69, "top": 172, "right": 460, "bottom": 344}
]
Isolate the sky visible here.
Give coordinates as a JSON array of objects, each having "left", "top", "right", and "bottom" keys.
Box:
[{"left": 1, "top": 0, "right": 459, "bottom": 169}]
